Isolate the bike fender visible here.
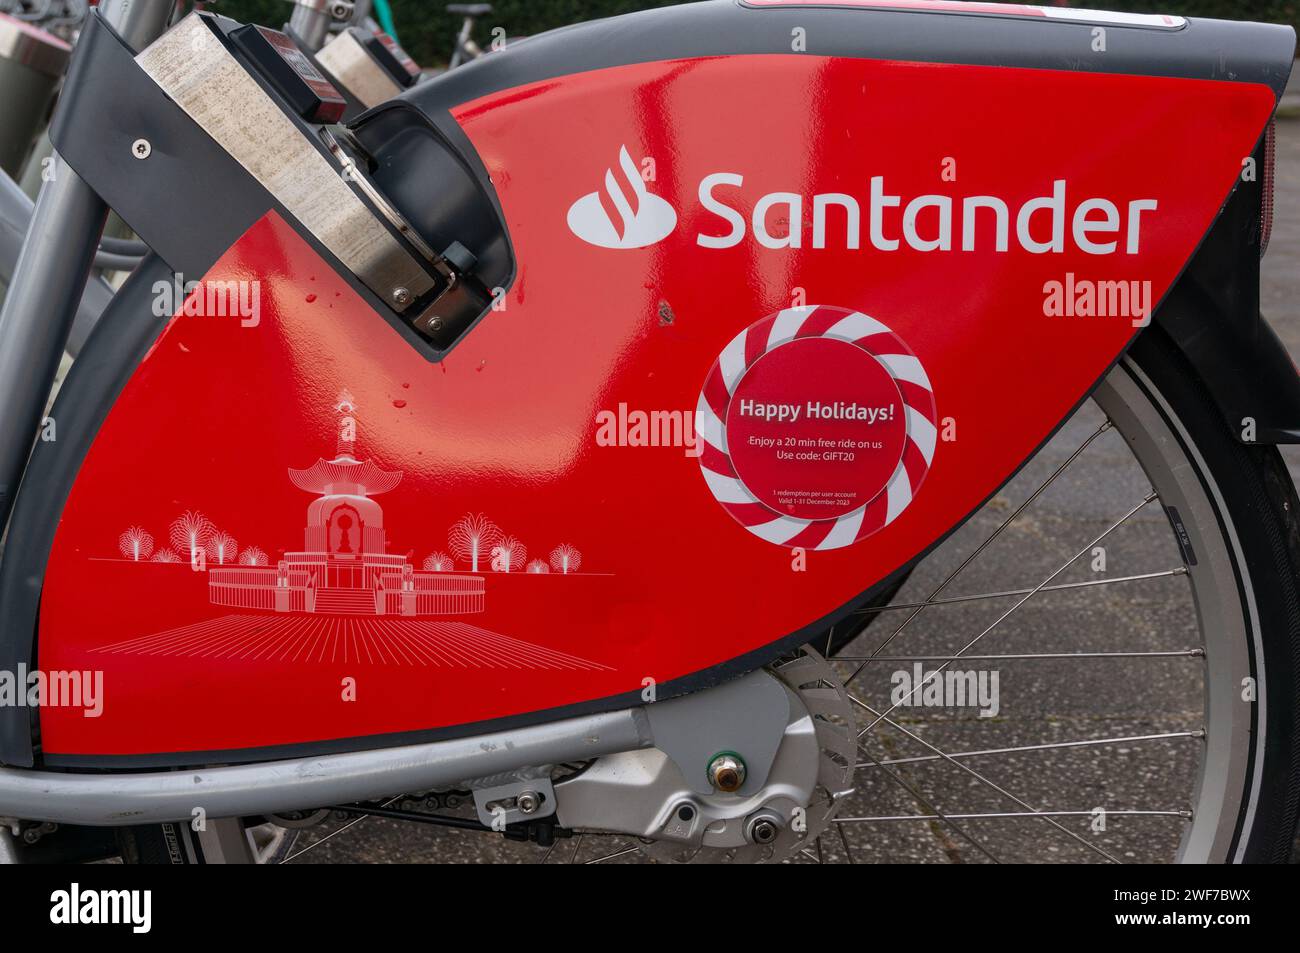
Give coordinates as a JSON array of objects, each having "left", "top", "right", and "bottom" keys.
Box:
[
  {"left": 3, "top": 1, "right": 1293, "bottom": 765},
  {"left": 1154, "top": 125, "right": 1300, "bottom": 445}
]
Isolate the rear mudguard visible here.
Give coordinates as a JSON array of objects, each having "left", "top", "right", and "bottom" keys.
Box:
[{"left": 1, "top": 0, "right": 1295, "bottom": 766}]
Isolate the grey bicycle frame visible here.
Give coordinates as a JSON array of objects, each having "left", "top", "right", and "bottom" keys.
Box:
[
  {"left": 0, "top": 166, "right": 114, "bottom": 358},
  {"left": 449, "top": 14, "right": 483, "bottom": 69},
  {"left": 0, "top": 709, "right": 650, "bottom": 826},
  {"left": 288, "top": 0, "right": 363, "bottom": 51},
  {"left": 289, "top": 0, "right": 334, "bottom": 50},
  {"left": 0, "top": 0, "right": 172, "bottom": 531}
]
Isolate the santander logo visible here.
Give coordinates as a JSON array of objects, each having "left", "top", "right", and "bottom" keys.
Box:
[
  {"left": 568, "top": 146, "right": 1161, "bottom": 257},
  {"left": 566, "top": 145, "right": 677, "bottom": 249}
]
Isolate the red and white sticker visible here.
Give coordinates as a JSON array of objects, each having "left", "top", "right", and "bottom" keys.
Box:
[{"left": 697, "top": 305, "right": 937, "bottom": 550}]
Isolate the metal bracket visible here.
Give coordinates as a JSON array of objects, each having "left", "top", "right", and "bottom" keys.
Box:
[
  {"left": 644, "top": 668, "right": 791, "bottom": 795},
  {"left": 471, "top": 775, "right": 557, "bottom": 828}
]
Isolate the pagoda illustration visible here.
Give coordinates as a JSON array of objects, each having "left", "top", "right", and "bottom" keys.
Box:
[{"left": 207, "top": 391, "right": 484, "bottom": 616}]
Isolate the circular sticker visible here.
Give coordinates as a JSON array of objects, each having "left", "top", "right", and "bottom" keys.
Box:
[
  {"left": 726, "top": 337, "right": 908, "bottom": 519},
  {"left": 696, "top": 305, "right": 937, "bottom": 551}
]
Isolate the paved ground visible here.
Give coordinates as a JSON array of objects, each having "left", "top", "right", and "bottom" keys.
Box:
[
  {"left": 283, "top": 90, "right": 1300, "bottom": 866},
  {"left": 1268, "top": 82, "right": 1300, "bottom": 490}
]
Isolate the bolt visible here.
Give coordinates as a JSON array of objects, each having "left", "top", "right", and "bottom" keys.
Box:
[
  {"left": 132, "top": 138, "right": 151, "bottom": 160},
  {"left": 428, "top": 317, "right": 444, "bottom": 332},
  {"left": 749, "top": 818, "right": 780, "bottom": 845},
  {"left": 706, "top": 752, "right": 746, "bottom": 793},
  {"left": 516, "top": 790, "right": 541, "bottom": 815},
  {"left": 391, "top": 287, "right": 412, "bottom": 307}
]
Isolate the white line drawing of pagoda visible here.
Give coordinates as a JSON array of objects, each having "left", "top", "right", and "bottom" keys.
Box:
[{"left": 207, "top": 390, "right": 484, "bottom": 616}]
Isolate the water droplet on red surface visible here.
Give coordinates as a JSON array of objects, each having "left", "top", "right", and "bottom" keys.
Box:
[
  {"left": 393, "top": 399, "right": 407, "bottom": 409},
  {"left": 305, "top": 293, "right": 317, "bottom": 303}
]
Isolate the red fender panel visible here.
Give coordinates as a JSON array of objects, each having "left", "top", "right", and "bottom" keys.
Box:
[{"left": 37, "top": 55, "right": 1275, "bottom": 759}]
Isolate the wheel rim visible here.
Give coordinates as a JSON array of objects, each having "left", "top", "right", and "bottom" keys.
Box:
[{"left": 1095, "top": 358, "right": 1257, "bottom": 862}]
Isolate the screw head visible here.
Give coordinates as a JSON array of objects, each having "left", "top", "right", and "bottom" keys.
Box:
[
  {"left": 748, "top": 818, "right": 780, "bottom": 845},
  {"left": 131, "top": 138, "right": 152, "bottom": 160},
  {"left": 706, "top": 752, "right": 747, "bottom": 793},
  {"left": 516, "top": 791, "right": 541, "bottom": 815},
  {"left": 391, "top": 286, "right": 412, "bottom": 307}
]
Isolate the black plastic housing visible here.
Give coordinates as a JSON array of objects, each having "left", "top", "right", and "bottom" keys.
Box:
[
  {"left": 229, "top": 23, "right": 347, "bottom": 124},
  {"left": 350, "top": 101, "right": 514, "bottom": 315}
]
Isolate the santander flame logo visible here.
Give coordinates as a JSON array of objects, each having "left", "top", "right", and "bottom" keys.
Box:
[{"left": 566, "top": 145, "right": 677, "bottom": 249}]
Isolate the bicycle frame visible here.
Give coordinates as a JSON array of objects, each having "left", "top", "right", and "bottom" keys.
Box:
[
  {"left": 0, "top": 1, "right": 1298, "bottom": 847},
  {"left": 0, "top": 167, "right": 114, "bottom": 357},
  {"left": 449, "top": 14, "right": 481, "bottom": 69},
  {"left": 0, "top": 0, "right": 173, "bottom": 531}
]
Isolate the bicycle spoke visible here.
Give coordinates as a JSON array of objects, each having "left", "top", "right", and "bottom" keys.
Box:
[
  {"left": 280, "top": 797, "right": 401, "bottom": 864},
  {"left": 852, "top": 568, "right": 1187, "bottom": 615},
  {"left": 858, "top": 745, "right": 1001, "bottom": 863},
  {"left": 846, "top": 419, "right": 1114, "bottom": 686},
  {"left": 860, "top": 491, "right": 1158, "bottom": 737},
  {"left": 835, "top": 816, "right": 858, "bottom": 864},
  {"left": 840, "top": 649, "right": 1201, "bottom": 662},
  {"left": 585, "top": 841, "right": 639, "bottom": 864},
  {"left": 849, "top": 695, "right": 1123, "bottom": 863},
  {"left": 857, "top": 730, "right": 1203, "bottom": 769}
]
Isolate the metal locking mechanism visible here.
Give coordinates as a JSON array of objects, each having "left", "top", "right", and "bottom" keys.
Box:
[
  {"left": 316, "top": 25, "right": 421, "bottom": 109},
  {"left": 50, "top": 8, "right": 501, "bottom": 355},
  {"left": 137, "top": 12, "right": 443, "bottom": 314}
]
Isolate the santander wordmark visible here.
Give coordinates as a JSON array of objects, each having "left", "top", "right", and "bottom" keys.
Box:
[{"left": 695, "top": 175, "right": 1158, "bottom": 254}]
